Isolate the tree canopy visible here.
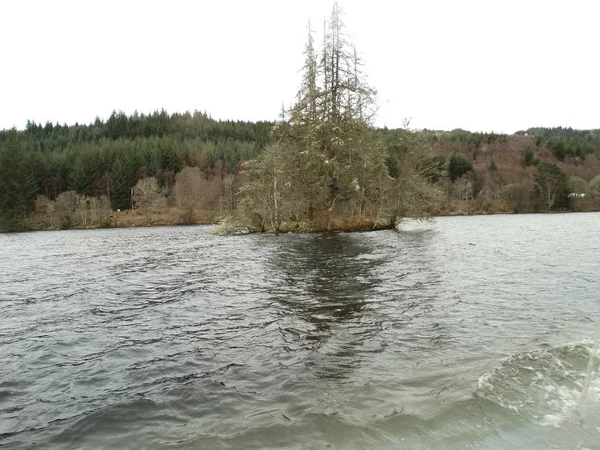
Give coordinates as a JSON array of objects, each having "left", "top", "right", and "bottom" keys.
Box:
[{"left": 237, "top": 2, "right": 439, "bottom": 232}]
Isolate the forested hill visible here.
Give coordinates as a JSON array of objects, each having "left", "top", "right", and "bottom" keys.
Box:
[
  {"left": 516, "top": 126, "right": 600, "bottom": 139},
  {"left": 1, "top": 110, "right": 272, "bottom": 161},
  {"left": 1, "top": 110, "right": 599, "bottom": 232},
  {"left": 0, "top": 111, "right": 273, "bottom": 226},
  {"left": 514, "top": 127, "right": 600, "bottom": 162}
]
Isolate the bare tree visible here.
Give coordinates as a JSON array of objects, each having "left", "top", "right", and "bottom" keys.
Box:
[
  {"left": 133, "top": 177, "right": 167, "bottom": 222},
  {"left": 173, "top": 167, "right": 207, "bottom": 210}
]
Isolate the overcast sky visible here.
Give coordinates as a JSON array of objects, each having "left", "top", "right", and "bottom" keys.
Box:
[{"left": 1, "top": 0, "right": 598, "bottom": 133}]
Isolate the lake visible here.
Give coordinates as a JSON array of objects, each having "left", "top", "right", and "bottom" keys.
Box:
[{"left": 1, "top": 213, "right": 599, "bottom": 449}]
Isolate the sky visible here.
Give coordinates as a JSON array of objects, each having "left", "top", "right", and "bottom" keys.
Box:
[{"left": 1, "top": 0, "right": 598, "bottom": 133}]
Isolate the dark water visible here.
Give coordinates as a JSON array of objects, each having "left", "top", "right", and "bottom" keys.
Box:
[{"left": 1, "top": 213, "right": 599, "bottom": 449}]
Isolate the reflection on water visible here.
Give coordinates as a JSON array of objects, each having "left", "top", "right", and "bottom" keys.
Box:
[
  {"left": 271, "top": 234, "right": 380, "bottom": 322},
  {"left": 267, "top": 233, "right": 385, "bottom": 379}
]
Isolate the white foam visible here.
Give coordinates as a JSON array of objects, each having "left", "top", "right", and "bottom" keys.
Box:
[
  {"left": 397, "top": 218, "right": 436, "bottom": 232},
  {"left": 477, "top": 341, "right": 600, "bottom": 428},
  {"left": 539, "top": 373, "right": 600, "bottom": 428},
  {"left": 476, "top": 371, "right": 493, "bottom": 391}
]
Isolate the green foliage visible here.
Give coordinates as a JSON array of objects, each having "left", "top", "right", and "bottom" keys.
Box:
[
  {"left": 425, "top": 129, "right": 507, "bottom": 148},
  {"left": 448, "top": 153, "right": 474, "bottom": 182},
  {"left": 516, "top": 127, "right": 600, "bottom": 160},
  {"left": 550, "top": 141, "right": 568, "bottom": 161},
  {"left": 521, "top": 148, "right": 538, "bottom": 167},
  {"left": 1, "top": 50, "right": 598, "bottom": 230},
  {"left": 0, "top": 110, "right": 270, "bottom": 227},
  {"left": 534, "top": 162, "right": 570, "bottom": 211},
  {"left": 110, "top": 157, "right": 133, "bottom": 210},
  {"left": 239, "top": 4, "right": 439, "bottom": 231},
  {"left": 69, "top": 157, "right": 91, "bottom": 194},
  {"left": 488, "top": 159, "right": 497, "bottom": 171},
  {"left": 567, "top": 176, "right": 588, "bottom": 194},
  {"left": 517, "top": 126, "right": 599, "bottom": 139},
  {"left": 0, "top": 131, "right": 38, "bottom": 231},
  {"left": 241, "top": 3, "right": 388, "bottom": 230},
  {"left": 5, "top": 110, "right": 272, "bottom": 150},
  {"left": 386, "top": 130, "right": 446, "bottom": 182},
  {"left": 238, "top": 145, "right": 289, "bottom": 231}
]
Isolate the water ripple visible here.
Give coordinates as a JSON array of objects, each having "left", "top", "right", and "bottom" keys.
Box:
[{"left": 1, "top": 214, "right": 599, "bottom": 449}]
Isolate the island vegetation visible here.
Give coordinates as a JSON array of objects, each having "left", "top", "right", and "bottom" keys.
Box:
[{"left": 1, "top": 3, "right": 599, "bottom": 233}]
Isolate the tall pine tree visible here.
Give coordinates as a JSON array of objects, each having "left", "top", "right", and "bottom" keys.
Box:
[{"left": 0, "top": 130, "right": 39, "bottom": 230}]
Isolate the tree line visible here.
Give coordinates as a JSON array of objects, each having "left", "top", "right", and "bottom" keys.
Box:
[
  {"left": 2, "top": 118, "right": 600, "bottom": 232},
  {"left": 0, "top": 112, "right": 272, "bottom": 230},
  {"left": 2, "top": 119, "right": 599, "bottom": 232}
]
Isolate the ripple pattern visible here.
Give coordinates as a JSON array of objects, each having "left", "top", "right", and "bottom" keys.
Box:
[{"left": 0, "top": 213, "right": 599, "bottom": 449}]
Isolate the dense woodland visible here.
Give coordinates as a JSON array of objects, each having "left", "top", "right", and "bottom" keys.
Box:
[
  {"left": 1, "top": 6, "right": 600, "bottom": 232},
  {"left": 1, "top": 112, "right": 599, "bottom": 232}
]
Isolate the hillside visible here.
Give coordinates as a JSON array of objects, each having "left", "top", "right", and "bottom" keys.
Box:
[{"left": 1, "top": 112, "right": 599, "bottom": 231}]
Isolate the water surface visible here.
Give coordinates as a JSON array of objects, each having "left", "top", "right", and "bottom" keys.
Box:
[{"left": 1, "top": 213, "right": 599, "bottom": 449}]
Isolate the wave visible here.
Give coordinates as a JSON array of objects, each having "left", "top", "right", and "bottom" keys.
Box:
[
  {"left": 476, "top": 341, "right": 600, "bottom": 428},
  {"left": 396, "top": 218, "right": 437, "bottom": 232}
]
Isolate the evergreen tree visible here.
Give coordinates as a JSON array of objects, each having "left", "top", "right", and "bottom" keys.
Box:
[
  {"left": 448, "top": 153, "right": 474, "bottom": 181},
  {"left": 0, "top": 131, "right": 39, "bottom": 230},
  {"left": 69, "top": 157, "right": 91, "bottom": 195},
  {"left": 240, "top": 2, "right": 437, "bottom": 230},
  {"left": 534, "top": 162, "right": 570, "bottom": 211},
  {"left": 110, "top": 156, "right": 132, "bottom": 210},
  {"left": 522, "top": 148, "right": 536, "bottom": 167}
]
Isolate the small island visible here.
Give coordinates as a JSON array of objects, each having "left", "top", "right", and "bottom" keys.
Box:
[{"left": 1, "top": 3, "right": 599, "bottom": 233}]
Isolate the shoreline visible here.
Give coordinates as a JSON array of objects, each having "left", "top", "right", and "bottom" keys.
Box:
[{"left": 7, "top": 207, "right": 599, "bottom": 234}]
